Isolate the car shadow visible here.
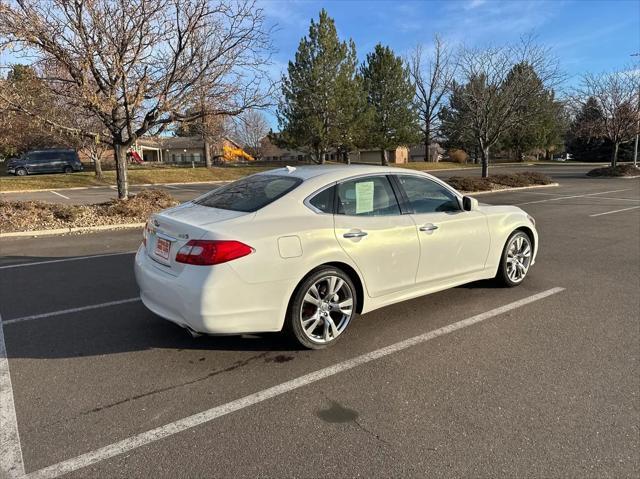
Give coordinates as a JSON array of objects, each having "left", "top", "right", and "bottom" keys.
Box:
[
  {"left": 2, "top": 303, "right": 303, "bottom": 360},
  {"left": 456, "top": 278, "right": 503, "bottom": 289}
]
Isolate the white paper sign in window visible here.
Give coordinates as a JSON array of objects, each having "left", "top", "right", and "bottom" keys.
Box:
[{"left": 355, "top": 181, "right": 374, "bottom": 214}]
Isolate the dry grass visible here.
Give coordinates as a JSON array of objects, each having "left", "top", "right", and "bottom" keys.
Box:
[
  {"left": 1, "top": 162, "right": 477, "bottom": 192},
  {"left": 586, "top": 164, "right": 640, "bottom": 177},
  {"left": 0, "top": 165, "right": 275, "bottom": 192},
  {"left": 447, "top": 172, "right": 553, "bottom": 192},
  {"left": 0, "top": 189, "right": 178, "bottom": 233}
]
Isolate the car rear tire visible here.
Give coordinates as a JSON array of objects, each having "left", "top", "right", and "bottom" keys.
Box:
[
  {"left": 286, "top": 267, "right": 357, "bottom": 349},
  {"left": 495, "top": 230, "right": 533, "bottom": 287},
  {"left": 15, "top": 168, "right": 27, "bottom": 176},
  {"left": 63, "top": 165, "right": 73, "bottom": 173}
]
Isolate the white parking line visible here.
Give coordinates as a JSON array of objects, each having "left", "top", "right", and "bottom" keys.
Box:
[
  {"left": 583, "top": 196, "right": 640, "bottom": 202},
  {"left": 25, "top": 287, "right": 564, "bottom": 479},
  {"left": 0, "top": 251, "right": 135, "bottom": 269},
  {"left": 2, "top": 298, "right": 141, "bottom": 326},
  {"left": 163, "top": 185, "right": 197, "bottom": 192},
  {"left": 516, "top": 189, "right": 631, "bottom": 206},
  {"left": 0, "top": 314, "right": 25, "bottom": 479},
  {"left": 589, "top": 205, "right": 640, "bottom": 217},
  {"left": 49, "top": 191, "right": 70, "bottom": 200},
  {"left": 0, "top": 251, "right": 136, "bottom": 270}
]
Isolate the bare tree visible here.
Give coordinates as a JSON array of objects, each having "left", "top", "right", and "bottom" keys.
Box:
[
  {"left": 234, "top": 109, "right": 269, "bottom": 159},
  {"left": 408, "top": 35, "right": 456, "bottom": 162},
  {"left": 449, "top": 37, "right": 563, "bottom": 177},
  {"left": 0, "top": 0, "right": 273, "bottom": 199},
  {"left": 577, "top": 69, "right": 640, "bottom": 167}
]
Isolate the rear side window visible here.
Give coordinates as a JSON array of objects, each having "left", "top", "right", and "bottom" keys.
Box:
[
  {"left": 27, "top": 152, "right": 47, "bottom": 163},
  {"left": 336, "top": 176, "right": 401, "bottom": 216},
  {"left": 194, "top": 175, "right": 302, "bottom": 212},
  {"left": 308, "top": 186, "right": 335, "bottom": 213}
]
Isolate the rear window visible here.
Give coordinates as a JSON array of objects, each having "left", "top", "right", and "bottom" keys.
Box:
[{"left": 194, "top": 174, "right": 302, "bottom": 212}]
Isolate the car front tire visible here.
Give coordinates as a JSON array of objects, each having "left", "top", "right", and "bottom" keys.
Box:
[
  {"left": 15, "top": 168, "right": 27, "bottom": 176},
  {"left": 286, "top": 267, "right": 357, "bottom": 349},
  {"left": 495, "top": 230, "right": 533, "bottom": 287},
  {"left": 63, "top": 165, "right": 73, "bottom": 173}
]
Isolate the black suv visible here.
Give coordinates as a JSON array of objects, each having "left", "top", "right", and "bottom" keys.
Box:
[{"left": 6, "top": 149, "right": 83, "bottom": 176}]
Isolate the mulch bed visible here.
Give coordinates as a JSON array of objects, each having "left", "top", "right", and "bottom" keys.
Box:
[
  {"left": 446, "top": 172, "right": 554, "bottom": 192},
  {"left": 586, "top": 164, "right": 640, "bottom": 177},
  {"left": 0, "top": 189, "right": 179, "bottom": 233}
]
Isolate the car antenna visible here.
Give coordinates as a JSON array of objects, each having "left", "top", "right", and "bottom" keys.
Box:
[{"left": 285, "top": 165, "right": 296, "bottom": 173}]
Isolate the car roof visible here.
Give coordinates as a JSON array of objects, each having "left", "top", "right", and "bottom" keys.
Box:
[{"left": 257, "top": 164, "right": 431, "bottom": 183}]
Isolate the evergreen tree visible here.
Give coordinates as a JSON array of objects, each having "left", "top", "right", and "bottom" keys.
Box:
[
  {"left": 276, "top": 10, "right": 363, "bottom": 163},
  {"left": 439, "top": 79, "right": 480, "bottom": 161},
  {"left": 360, "top": 44, "right": 420, "bottom": 165},
  {"left": 566, "top": 97, "right": 610, "bottom": 161},
  {"left": 501, "top": 64, "right": 567, "bottom": 160}
]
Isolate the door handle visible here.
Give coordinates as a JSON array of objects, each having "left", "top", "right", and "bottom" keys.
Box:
[
  {"left": 343, "top": 231, "right": 368, "bottom": 238},
  {"left": 419, "top": 224, "right": 439, "bottom": 232}
]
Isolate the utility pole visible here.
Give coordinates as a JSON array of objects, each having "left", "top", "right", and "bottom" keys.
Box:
[{"left": 633, "top": 53, "right": 639, "bottom": 167}]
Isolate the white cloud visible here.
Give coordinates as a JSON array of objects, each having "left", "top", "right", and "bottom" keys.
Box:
[{"left": 466, "top": 0, "right": 487, "bottom": 9}]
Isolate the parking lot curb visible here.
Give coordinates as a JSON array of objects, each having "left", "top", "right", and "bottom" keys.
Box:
[
  {"left": 463, "top": 182, "right": 560, "bottom": 195},
  {"left": 0, "top": 222, "right": 145, "bottom": 238}
]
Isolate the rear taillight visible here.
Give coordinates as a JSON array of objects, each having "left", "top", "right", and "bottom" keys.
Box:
[{"left": 175, "top": 240, "right": 253, "bottom": 266}]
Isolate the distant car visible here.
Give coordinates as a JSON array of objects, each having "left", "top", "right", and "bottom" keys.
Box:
[
  {"left": 6, "top": 149, "right": 83, "bottom": 176},
  {"left": 135, "top": 165, "right": 538, "bottom": 349}
]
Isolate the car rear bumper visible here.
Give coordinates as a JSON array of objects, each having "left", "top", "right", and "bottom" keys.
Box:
[{"left": 134, "top": 245, "right": 290, "bottom": 334}]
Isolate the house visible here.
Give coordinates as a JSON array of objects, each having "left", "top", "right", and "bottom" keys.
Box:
[
  {"left": 132, "top": 136, "right": 245, "bottom": 164},
  {"left": 347, "top": 147, "right": 409, "bottom": 164},
  {"left": 259, "top": 137, "right": 309, "bottom": 162},
  {"left": 409, "top": 143, "right": 444, "bottom": 162},
  {"left": 258, "top": 136, "right": 409, "bottom": 164}
]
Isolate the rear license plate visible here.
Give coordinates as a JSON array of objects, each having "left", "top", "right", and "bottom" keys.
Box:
[{"left": 155, "top": 237, "right": 171, "bottom": 260}]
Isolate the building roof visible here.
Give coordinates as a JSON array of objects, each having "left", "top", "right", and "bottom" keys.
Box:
[{"left": 136, "top": 136, "right": 203, "bottom": 149}]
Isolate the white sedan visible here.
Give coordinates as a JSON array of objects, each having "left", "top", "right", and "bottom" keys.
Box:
[{"left": 135, "top": 165, "right": 537, "bottom": 349}]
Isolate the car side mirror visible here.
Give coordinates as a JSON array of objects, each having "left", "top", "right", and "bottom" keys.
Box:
[{"left": 462, "top": 196, "right": 479, "bottom": 211}]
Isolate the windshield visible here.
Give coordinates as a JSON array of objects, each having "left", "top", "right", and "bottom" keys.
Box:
[{"left": 194, "top": 174, "right": 302, "bottom": 212}]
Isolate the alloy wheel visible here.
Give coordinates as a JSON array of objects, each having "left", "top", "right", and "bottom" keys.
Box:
[
  {"left": 299, "top": 275, "right": 354, "bottom": 344},
  {"left": 506, "top": 233, "right": 532, "bottom": 283}
]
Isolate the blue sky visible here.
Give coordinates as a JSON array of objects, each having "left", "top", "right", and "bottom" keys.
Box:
[
  {"left": 2, "top": 0, "right": 638, "bottom": 129},
  {"left": 262, "top": 0, "right": 640, "bottom": 126}
]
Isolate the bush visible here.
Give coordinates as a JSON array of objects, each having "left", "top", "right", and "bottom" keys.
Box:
[
  {"left": 0, "top": 189, "right": 180, "bottom": 233},
  {"left": 447, "top": 171, "right": 553, "bottom": 192},
  {"left": 100, "top": 189, "right": 178, "bottom": 218},
  {"left": 586, "top": 164, "right": 639, "bottom": 177},
  {"left": 448, "top": 149, "right": 469, "bottom": 164},
  {"left": 51, "top": 205, "right": 79, "bottom": 221},
  {"left": 447, "top": 176, "right": 493, "bottom": 192},
  {"left": 516, "top": 171, "right": 553, "bottom": 185},
  {"left": 488, "top": 174, "right": 530, "bottom": 187}
]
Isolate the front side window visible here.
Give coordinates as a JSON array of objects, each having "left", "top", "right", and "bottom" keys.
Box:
[
  {"left": 195, "top": 174, "right": 302, "bottom": 212},
  {"left": 397, "top": 175, "right": 460, "bottom": 213},
  {"left": 336, "top": 176, "right": 401, "bottom": 216}
]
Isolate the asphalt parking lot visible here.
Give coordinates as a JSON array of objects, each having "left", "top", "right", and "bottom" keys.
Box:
[{"left": 1, "top": 165, "right": 639, "bottom": 478}]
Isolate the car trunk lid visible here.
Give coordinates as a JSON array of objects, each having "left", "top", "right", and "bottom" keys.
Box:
[{"left": 144, "top": 202, "right": 251, "bottom": 275}]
